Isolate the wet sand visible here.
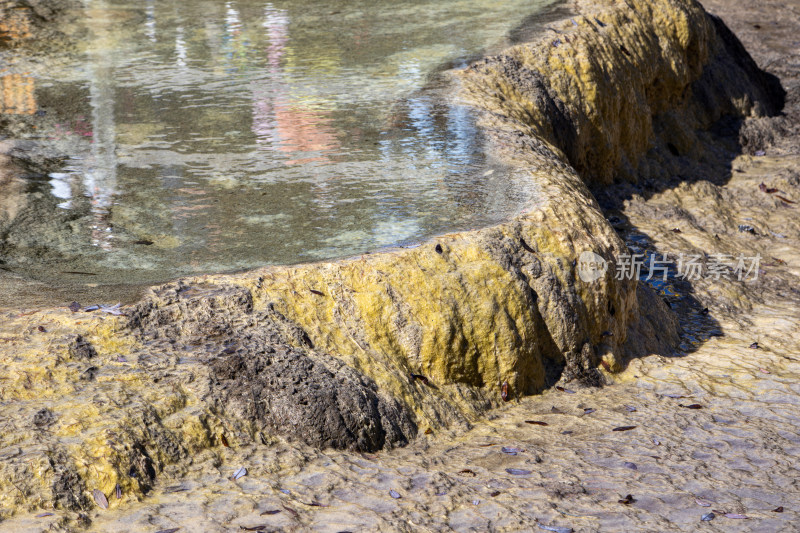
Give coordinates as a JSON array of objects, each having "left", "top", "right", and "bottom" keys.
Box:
[{"left": 2, "top": 0, "right": 800, "bottom": 531}]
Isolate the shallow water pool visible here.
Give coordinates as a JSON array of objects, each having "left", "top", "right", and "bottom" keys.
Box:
[{"left": 0, "top": 0, "right": 554, "bottom": 298}]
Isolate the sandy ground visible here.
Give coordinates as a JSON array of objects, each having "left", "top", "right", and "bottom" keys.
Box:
[{"left": 2, "top": 0, "right": 800, "bottom": 531}]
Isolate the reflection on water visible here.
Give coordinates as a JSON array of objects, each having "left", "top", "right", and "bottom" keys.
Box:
[{"left": 0, "top": 0, "right": 553, "bottom": 290}]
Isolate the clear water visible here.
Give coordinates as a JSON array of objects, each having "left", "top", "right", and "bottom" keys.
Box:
[{"left": 0, "top": 0, "right": 553, "bottom": 292}]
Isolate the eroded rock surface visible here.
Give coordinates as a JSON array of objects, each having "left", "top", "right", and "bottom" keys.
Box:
[
  {"left": 126, "top": 282, "right": 417, "bottom": 451},
  {"left": 0, "top": 0, "right": 790, "bottom": 524},
  {"left": 209, "top": 340, "right": 416, "bottom": 452}
]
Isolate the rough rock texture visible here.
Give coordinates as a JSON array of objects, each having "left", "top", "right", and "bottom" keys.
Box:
[
  {"left": 459, "top": 0, "right": 784, "bottom": 187},
  {"left": 209, "top": 340, "right": 416, "bottom": 452},
  {"left": 125, "top": 282, "right": 417, "bottom": 451},
  {"left": 0, "top": 0, "right": 786, "bottom": 520}
]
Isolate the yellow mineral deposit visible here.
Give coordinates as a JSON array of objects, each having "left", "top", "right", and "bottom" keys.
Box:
[{"left": 0, "top": 0, "right": 798, "bottom": 529}]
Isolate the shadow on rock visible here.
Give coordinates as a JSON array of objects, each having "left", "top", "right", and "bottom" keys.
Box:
[{"left": 209, "top": 337, "right": 416, "bottom": 452}]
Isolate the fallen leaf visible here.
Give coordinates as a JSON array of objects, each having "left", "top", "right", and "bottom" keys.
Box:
[
  {"left": 98, "top": 303, "right": 125, "bottom": 315},
  {"left": 506, "top": 468, "right": 532, "bottom": 476},
  {"left": 623, "top": 462, "right": 637, "bottom": 470},
  {"left": 773, "top": 506, "right": 784, "bottom": 513},
  {"left": 776, "top": 195, "right": 796, "bottom": 204},
  {"left": 92, "top": 489, "right": 108, "bottom": 509},
  {"left": 389, "top": 490, "right": 401, "bottom": 499},
  {"left": 520, "top": 239, "right": 536, "bottom": 253},
  {"left": 232, "top": 466, "right": 247, "bottom": 480},
  {"left": 281, "top": 505, "right": 300, "bottom": 519},
  {"left": 695, "top": 498, "right": 712, "bottom": 507},
  {"left": 37, "top": 325, "right": 46, "bottom": 332},
  {"left": 501, "top": 381, "right": 510, "bottom": 402},
  {"left": 701, "top": 512, "right": 715, "bottom": 521},
  {"left": 670, "top": 228, "right": 682, "bottom": 233},
  {"left": 305, "top": 501, "right": 329, "bottom": 507},
  {"left": 260, "top": 510, "right": 281, "bottom": 516},
  {"left": 612, "top": 426, "right": 637, "bottom": 432},
  {"left": 490, "top": 491, "right": 501, "bottom": 497},
  {"left": 625, "top": 405, "right": 637, "bottom": 412},
  {"left": 679, "top": 404, "right": 703, "bottom": 409},
  {"left": 555, "top": 386, "right": 576, "bottom": 394},
  {"left": 501, "top": 446, "right": 521, "bottom": 455},
  {"left": 749, "top": 342, "right": 759, "bottom": 349},
  {"left": 525, "top": 420, "right": 549, "bottom": 426},
  {"left": 618, "top": 494, "right": 636, "bottom": 504},
  {"left": 221, "top": 434, "right": 229, "bottom": 447}
]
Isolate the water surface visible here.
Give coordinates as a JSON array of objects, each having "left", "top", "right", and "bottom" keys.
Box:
[{"left": 0, "top": 0, "right": 554, "bottom": 297}]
